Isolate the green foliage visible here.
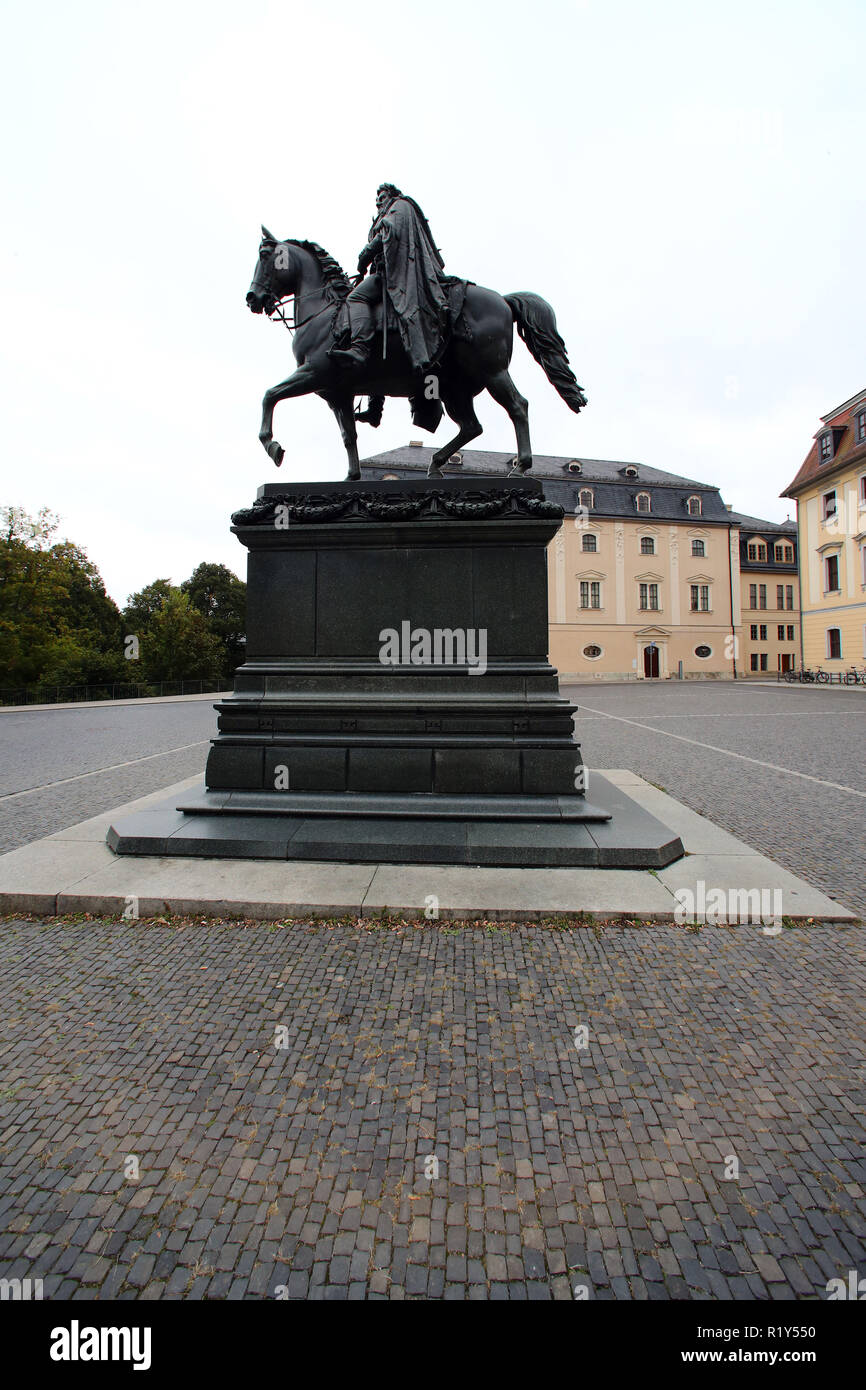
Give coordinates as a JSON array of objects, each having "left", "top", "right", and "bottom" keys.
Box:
[
  {"left": 137, "top": 590, "right": 225, "bottom": 683},
  {"left": 181, "top": 562, "right": 246, "bottom": 680},
  {"left": 0, "top": 506, "right": 126, "bottom": 688},
  {"left": 0, "top": 508, "right": 246, "bottom": 694}
]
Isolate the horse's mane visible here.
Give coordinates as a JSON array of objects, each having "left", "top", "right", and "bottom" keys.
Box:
[{"left": 285, "top": 239, "right": 351, "bottom": 302}]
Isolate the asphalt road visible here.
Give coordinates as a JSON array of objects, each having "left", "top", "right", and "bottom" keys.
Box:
[{"left": 1, "top": 682, "right": 863, "bottom": 918}]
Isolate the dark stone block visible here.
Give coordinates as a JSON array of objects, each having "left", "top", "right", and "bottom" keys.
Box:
[
  {"left": 205, "top": 744, "right": 264, "bottom": 791},
  {"left": 348, "top": 748, "right": 433, "bottom": 793},
  {"left": 521, "top": 749, "right": 581, "bottom": 795},
  {"left": 434, "top": 749, "right": 521, "bottom": 795},
  {"left": 265, "top": 747, "right": 347, "bottom": 793}
]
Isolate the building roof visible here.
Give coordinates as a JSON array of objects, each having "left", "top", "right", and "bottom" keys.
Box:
[
  {"left": 360, "top": 445, "right": 734, "bottom": 524},
  {"left": 726, "top": 511, "right": 797, "bottom": 534},
  {"left": 781, "top": 387, "right": 866, "bottom": 498}
]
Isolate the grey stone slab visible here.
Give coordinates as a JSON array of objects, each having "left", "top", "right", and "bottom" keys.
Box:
[
  {"left": 362, "top": 864, "right": 676, "bottom": 917},
  {"left": 466, "top": 820, "right": 598, "bottom": 866},
  {"left": 0, "top": 839, "right": 114, "bottom": 913},
  {"left": 47, "top": 777, "right": 204, "bottom": 842},
  {"left": 585, "top": 778, "right": 683, "bottom": 867},
  {"left": 106, "top": 811, "right": 189, "bottom": 855},
  {"left": 657, "top": 853, "right": 854, "bottom": 922},
  {"left": 287, "top": 817, "right": 470, "bottom": 864}
]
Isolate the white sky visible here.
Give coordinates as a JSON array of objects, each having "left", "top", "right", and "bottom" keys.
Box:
[{"left": 2, "top": 0, "right": 863, "bottom": 604}]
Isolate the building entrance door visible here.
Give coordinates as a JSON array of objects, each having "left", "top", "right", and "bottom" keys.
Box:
[{"left": 643, "top": 643, "right": 660, "bottom": 678}]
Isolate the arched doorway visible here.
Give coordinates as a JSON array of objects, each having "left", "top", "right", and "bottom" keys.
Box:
[{"left": 643, "top": 643, "right": 660, "bottom": 678}]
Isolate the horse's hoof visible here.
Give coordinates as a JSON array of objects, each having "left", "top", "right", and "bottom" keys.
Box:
[
  {"left": 508, "top": 458, "right": 532, "bottom": 476},
  {"left": 274, "top": 448, "right": 284, "bottom": 468},
  {"left": 427, "top": 465, "right": 443, "bottom": 479}
]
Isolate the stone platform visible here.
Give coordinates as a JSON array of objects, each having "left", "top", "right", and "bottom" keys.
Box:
[{"left": 0, "top": 771, "right": 851, "bottom": 922}]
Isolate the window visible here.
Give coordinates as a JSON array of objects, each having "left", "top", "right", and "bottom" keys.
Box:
[
  {"left": 776, "top": 584, "right": 784, "bottom": 609},
  {"left": 777, "top": 624, "right": 785, "bottom": 640},
  {"left": 635, "top": 493, "right": 651, "bottom": 513},
  {"left": 775, "top": 543, "right": 794, "bottom": 563},
  {"left": 687, "top": 496, "right": 702, "bottom": 516},
  {"left": 750, "top": 654, "right": 758, "bottom": 671},
  {"left": 750, "top": 624, "right": 758, "bottom": 640},
  {"left": 820, "top": 432, "right": 832, "bottom": 460},
  {"left": 750, "top": 584, "right": 757, "bottom": 609},
  {"left": 759, "top": 623, "right": 767, "bottom": 640},
  {"left": 857, "top": 411, "right": 866, "bottom": 443},
  {"left": 860, "top": 474, "right": 866, "bottom": 508},
  {"left": 695, "top": 645, "right": 712, "bottom": 658},
  {"left": 827, "top": 628, "right": 842, "bottom": 660},
  {"left": 640, "top": 536, "right": 655, "bottom": 555},
  {"left": 690, "top": 584, "right": 710, "bottom": 612},
  {"left": 786, "top": 584, "right": 794, "bottom": 610},
  {"left": 624, "top": 465, "right": 638, "bottom": 478},
  {"left": 567, "top": 460, "right": 582, "bottom": 474},
  {"left": 747, "top": 541, "right": 767, "bottom": 562},
  {"left": 761, "top": 654, "right": 768, "bottom": 671},
  {"left": 691, "top": 539, "right": 705, "bottom": 557},
  {"left": 759, "top": 584, "right": 767, "bottom": 609},
  {"left": 579, "top": 488, "right": 594, "bottom": 509},
  {"left": 823, "top": 490, "right": 837, "bottom": 520},
  {"left": 582, "top": 533, "right": 597, "bottom": 552},
  {"left": 862, "top": 543, "right": 866, "bottom": 586},
  {"left": 826, "top": 554, "right": 840, "bottom": 592},
  {"left": 583, "top": 644, "right": 602, "bottom": 659},
  {"left": 750, "top": 653, "right": 767, "bottom": 671},
  {"left": 787, "top": 624, "right": 795, "bottom": 641},
  {"left": 580, "top": 580, "right": 601, "bottom": 609},
  {"left": 639, "top": 582, "right": 659, "bottom": 611}
]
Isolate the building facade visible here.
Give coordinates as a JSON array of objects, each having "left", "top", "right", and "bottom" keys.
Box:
[
  {"left": 730, "top": 514, "right": 800, "bottom": 675},
  {"left": 782, "top": 388, "right": 866, "bottom": 672},
  {"left": 361, "top": 444, "right": 796, "bottom": 680}
]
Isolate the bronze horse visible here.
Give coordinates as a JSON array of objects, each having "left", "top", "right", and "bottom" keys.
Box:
[{"left": 246, "top": 230, "right": 587, "bottom": 479}]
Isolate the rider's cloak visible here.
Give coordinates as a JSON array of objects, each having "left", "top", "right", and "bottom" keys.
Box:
[{"left": 369, "top": 196, "right": 451, "bottom": 373}]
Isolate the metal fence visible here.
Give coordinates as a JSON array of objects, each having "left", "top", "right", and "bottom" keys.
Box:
[{"left": 0, "top": 680, "right": 227, "bottom": 707}]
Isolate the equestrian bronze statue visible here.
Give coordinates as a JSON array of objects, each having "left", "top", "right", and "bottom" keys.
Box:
[{"left": 246, "top": 183, "right": 587, "bottom": 480}]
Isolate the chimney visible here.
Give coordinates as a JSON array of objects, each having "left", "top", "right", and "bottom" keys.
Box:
[{"left": 409, "top": 440, "right": 423, "bottom": 447}]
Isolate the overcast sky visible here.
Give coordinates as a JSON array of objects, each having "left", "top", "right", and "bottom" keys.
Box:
[{"left": 2, "top": 0, "right": 863, "bottom": 604}]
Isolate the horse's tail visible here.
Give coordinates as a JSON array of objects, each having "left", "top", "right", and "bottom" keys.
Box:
[{"left": 504, "top": 292, "right": 587, "bottom": 414}]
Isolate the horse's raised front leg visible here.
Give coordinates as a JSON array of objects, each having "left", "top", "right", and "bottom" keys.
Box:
[
  {"left": 259, "top": 366, "right": 317, "bottom": 468},
  {"left": 324, "top": 393, "right": 361, "bottom": 480},
  {"left": 485, "top": 370, "right": 532, "bottom": 474},
  {"left": 427, "top": 390, "right": 483, "bottom": 477}
]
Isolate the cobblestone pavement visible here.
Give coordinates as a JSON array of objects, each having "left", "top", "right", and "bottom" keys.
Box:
[
  {"left": 565, "top": 681, "right": 866, "bottom": 921},
  {"left": 0, "top": 917, "right": 863, "bottom": 1301}
]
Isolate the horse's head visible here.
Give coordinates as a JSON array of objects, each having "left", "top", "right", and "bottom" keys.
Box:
[{"left": 247, "top": 226, "right": 295, "bottom": 315}]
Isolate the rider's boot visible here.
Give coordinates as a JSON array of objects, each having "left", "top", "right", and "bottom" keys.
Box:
[{"left": 329, "top": 308, "right": 376, "bottom": 369}]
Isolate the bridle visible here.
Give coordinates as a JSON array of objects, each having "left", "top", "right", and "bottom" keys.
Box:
[{"left": 255, "top": 242, "right": 357, "bottom": 334}]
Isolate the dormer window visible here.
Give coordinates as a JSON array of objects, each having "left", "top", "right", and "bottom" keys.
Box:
[
  {"left": 857, "top": 410, "right": 866, "bottom": 444},
  {"left": 687, "top": 496, "right": 702, "bottom": 517},
  {"left": 448, "top": 452, "right": 463, "bottom": 467},
  {"left": 819, "top": 432, "right": 833, "bottom": 461},
  {"left": 774, "top": 542, "right": 794, "bottom": 563},
  {"left": 635, "top": 492, "right": 651, "bottom": 513},
  {"left": 578, "top": 488, "right": 594, "bottom": 509},
  {"left": 747, "top": 540, "right": 767, "bottom": 562},
  {"left": 624, "top": 465, "right": 639, "bottom": 479},
  {"left": 567, "top": 460, "right": 582, "bottom": 474}
]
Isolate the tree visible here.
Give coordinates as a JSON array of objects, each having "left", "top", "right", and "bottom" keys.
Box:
[
  {"left": 0, "top": 506, "right": 125, "bottom": 688},
  {"left": 181, "top": 562, "right": 246, "bottom": 680},
  {"left": 139, "top": 590, "right": 225, "bottom": 683}
]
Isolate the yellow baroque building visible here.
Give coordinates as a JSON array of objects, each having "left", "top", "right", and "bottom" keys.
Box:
[
  {"left": 361, "top": 444, "right": 798, "bottom": 680},
  {"left": 782, "top": 387, "right": 866, "bottom": 673}
]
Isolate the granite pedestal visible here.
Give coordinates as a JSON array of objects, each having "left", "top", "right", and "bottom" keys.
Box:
[{"left": 108, "top": 478, "right": 683, "bottom": 867}]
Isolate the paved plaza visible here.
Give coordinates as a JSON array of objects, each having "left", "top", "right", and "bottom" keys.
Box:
[
  {"left": 0, "top": 682, "right": 863, "bottom": 1300},
  {"left": 0, "top": 916, "right": 863, "bottom": 1300}
]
